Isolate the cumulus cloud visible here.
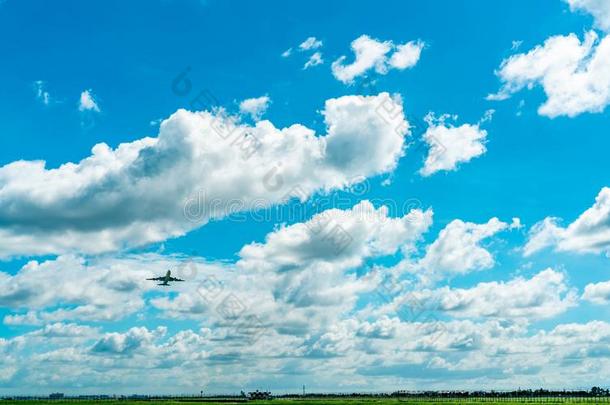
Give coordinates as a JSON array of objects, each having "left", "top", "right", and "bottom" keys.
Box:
[
  {"left": 154, "top": 200, "right": 433, "bottom": 336},
  {"left": 92, "top": 326, "right": 166, "bottom": 355},
  {"left": 419, "top": 112, "right": 490, "bottom": 176},
  {"left": 509, "top": 217, "right": 523, "bottom": 230},
  {"left": 388, "top": 41, "right": 425, "bottom": 69},
  {"left": 238, "top": 95, "right": 270, "bottom": 120},
  {"left": 304, "top": 52, "right": 323, "bottom": 69},
  {"left": 331, "top": 35, "right": 424, "bottom": 84},
  {"left": 524, "top": 187, "right": 610, "bottom": 256},
  {"left": 373, "top": 269, "right": 576, "bottom": 325},
  {"left": 0, "top": 93, "right": 408, "bottom": 257},
  {"left": 566, "top": 0, "right": 610, "bottom": 32},
  {"left": 583, "top": 280, "right": 610, "bottom": 304},
  {"left": 299, "top": 36, "right": 323, "bottom": 51},
  {"left": 488, "top": 31, "right": 610, "bottom": 117},
  {"left": 0, "top": 324, "right": 223, "bottom": 391},
  {"left": 413, "top": 217, "right": 512, "bottom": 283},
  {"left": 0, "top": 238, "right": 602, "bottom": 393},
  {"left": 5, "top": 317, "right": 610, "bottom": 392},
  {"left": 78, "top": 89, "right": 101, "bottom": 112},
  {"left": 0, "top": 255, "right": 178, "bottom": 323},
  {"left": 523, "top": 217, "right": 564, "bottom": 256},
  {"left": 0, "top": 199, "right": 432, "bottom": 335},
  {"left": 30, "top": 322, "right": 99, "bottom": 339},
  {"left": 422, "top": 268, "right": 577, "bottom": 319},
  {"left": 4, "top": 311, "right": 42, "bottom": 326},
  {"left": 283, "top": 37, "right": 324, "bottom": 68},
  {"left": 238, "top": 200, "right": 433, "bottom": 273},
  {"left": 0, "top": 252, "right": 221, "bottom": 325}
]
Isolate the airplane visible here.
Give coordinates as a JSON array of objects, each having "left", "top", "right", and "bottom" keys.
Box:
[{"left": 147, "top": 270, "right": 185, "bottom": 286}]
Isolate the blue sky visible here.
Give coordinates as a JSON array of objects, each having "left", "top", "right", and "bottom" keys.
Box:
[{"left": 1, "top": 0, "right": 610, "bottom": 395}]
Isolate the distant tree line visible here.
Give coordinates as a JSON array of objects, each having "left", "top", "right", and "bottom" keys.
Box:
[
  {"left": 3, "top": 387, "right": 610, "bottom": 401},
  {"left": 276, "top": 387, "right": 610, "bottom": 399},
  {"left": 388, "top": 388, "right": 610, "bottom": 398}
]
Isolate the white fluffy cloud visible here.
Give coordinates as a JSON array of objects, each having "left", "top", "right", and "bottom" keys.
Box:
[
  {"left": 489, "top": 31, "right": 610, "bottom": 117},
  {"left": 0, "top": 253, "right": 222, "bottom": 325},
  {"left": 78, "top": 89, "right": 101, "bottom": 112},
  {"left": 583, "top": 280, "right": 610, "bottom": 304},
  {"left": 0, "top": 255, "right": 182, "bottom": 323},
  {"left": 414, "top": 217, "right": 512, "bottom": 283},
  {"left": 373, "top": 268, "right": 576, "bottom": 325},
  {"left": 283, "top": 37, "right": 324, "bottom": 68},
  {"left": 304, "top": 51, "right": 323, "bottom": 69},
  {"left": 388, "top": 41, "right": 424, "bottom": 69},
  {"left": 154, "top": 200, "right": 433, "bottom": 336},
  {"left": 523, "top": 217, "right": 564, "bottom": 256},
  {"left": 238, "top": 200, "right": 433, "bottom": 272},
  {"left": 2, "top": 200, "right": 556, "bottom": 365},
  {"left": 425, "top": 269, "right": 577, "bottom": 319},
  {"left": 0, "top": 199, "right": 432, "bottom": 326},
  {"left": 331, "top": 35, "right": 424, "bottom": 84},
  {"left": 566, "top": 0, "right": 610, "bottom": 32},
  {"left": 92, "top": 326, "right": 167, "bottom": 354},
  {"left": 0, "top": 204, "right": 601, "bottom": 392},
  {"left": 419, "top": 113, "right": 489, "bottom": 176},
  {"left": 299, "top": 36, "right": 323, "bottom": 51},
  {"left": 5, "top": 317, "right": 610, "bottom": 392},
  {"left": 0, "top": 93, "right": 408, "bottom": 257},
  {"left": 524, "top": 187, "right": 610, "bottom": 256},
  {"left": 238, "top": 95, "right": 270, "bottom": 120}
]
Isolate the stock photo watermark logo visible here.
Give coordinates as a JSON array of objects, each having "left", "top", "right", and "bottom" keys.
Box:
[
  {"left": 183, "top": 186, "right": 357, "bottom": 256},
  {"left": 182, "top": 180, "right": 425, "bottom": 265},
  {"left": 355, "top": 76, "right": 407, "bottom": 137},
  {"left": 408, "top": 113, "right": 446, "bottom": 157},
  {"left": 183, "top": 184, "right": 424, "bottom": 226},
  {"left": 172, "top": 255, "right": 267, "bottom": 345},
  {"left": 367, "top": 269, "right": 448, "bottom": 345},
  {"left": 303, "top": 208, "right": 354, "bottom": 255},
  {"left": 354, "top": 75, "right": 446, "bottom": 160},
  {"left": 171, "top": 67, "right": 262, "bottom": 161}
]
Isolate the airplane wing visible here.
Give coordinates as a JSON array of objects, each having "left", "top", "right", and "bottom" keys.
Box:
[
  {"left": 168, "top": 277, "right": 185, "bottom": 282},
  {"left": 147, "top": 277, "right": 164, "bottom": 281}
]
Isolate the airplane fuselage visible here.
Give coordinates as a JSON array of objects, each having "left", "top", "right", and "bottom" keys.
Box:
[
  {"left": 158, "top": 270, "right": 172, "bottom": 286},
  {"left": 147, "top": 269, "right": 184, "bottom": 286}
]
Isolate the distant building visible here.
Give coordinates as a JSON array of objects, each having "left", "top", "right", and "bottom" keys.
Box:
[
  {"left": 248, "top": 390, "right": 271, "bottom": 400},
  {"left": 127, "top": 395, "right": 149, "bottom": 399},
  {"left": 49, "top": 393, "right": 64, "bottom": 400}
]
